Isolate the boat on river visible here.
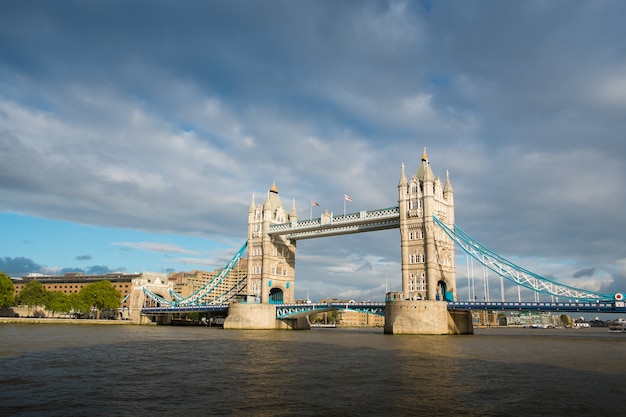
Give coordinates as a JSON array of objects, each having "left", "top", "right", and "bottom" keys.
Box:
[{"left": 608, "top": 319, "right": 625, "bottom": 333}]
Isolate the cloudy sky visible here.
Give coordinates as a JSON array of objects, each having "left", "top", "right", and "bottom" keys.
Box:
[{"left": 1, "top": 1, "right": 625, "bottom": 302}]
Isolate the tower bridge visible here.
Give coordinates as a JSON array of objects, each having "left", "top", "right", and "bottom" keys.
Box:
[
  {"left": 221, "top": 149, "right": 464, "bottom": 333},
  {"left": 242, "top": 150, "right": 456, "bottom": 308},
  {"left": 137, "top": 149, "right": 624, "bottom": 333}
]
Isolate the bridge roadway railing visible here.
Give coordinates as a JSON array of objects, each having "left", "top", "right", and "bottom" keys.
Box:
[
  {"left": 140, "top": 302, "right": 387, "bottom": 318},
  {"left": 141, "top": 305, "right": 229, "bottom": 315},
  {"left": 277, "top": 301, "right": 625, "bottom": 318},
  {"left": 141, "top": 300, "right": 625, "bottom": 317},
  {"left": 448, "top": 300, "right": 626, "bottom": 313},
  {"left": 276, "top": 302, "right": 386, "bottom": 319},
  {"left": 268, "top": 207, "right": 400, "bottom": 239}
]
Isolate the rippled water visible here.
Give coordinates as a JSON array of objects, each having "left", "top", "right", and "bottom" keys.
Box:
[{"left": 0, "top": 324, "right": 624, "bottom": 416}]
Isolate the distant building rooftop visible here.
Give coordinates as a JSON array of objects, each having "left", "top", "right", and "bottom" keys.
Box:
[{"left": 15, "top": 272, "right": 142, "bottom": 284}]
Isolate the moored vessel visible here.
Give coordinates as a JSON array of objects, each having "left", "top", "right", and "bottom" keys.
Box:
[{"left": 608, "top": 319, "right": 625, "bottom": 333}]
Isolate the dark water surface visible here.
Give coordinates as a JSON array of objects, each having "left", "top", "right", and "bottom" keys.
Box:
[{"left": 0, "top": 324, "right": 624, "bottom": 416}]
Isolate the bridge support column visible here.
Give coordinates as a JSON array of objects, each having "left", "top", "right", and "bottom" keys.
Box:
[
  {"left": 384, "top": 300, "right": 473, "bottom": 335},
  {"left": 224, "top": 303, "right": 310, "bottom": 330},
  {"left": 138, "top": 315, "right": 155, "bottom": 325},
  {"left": 276, "top": 316, "right": 311, "bottom": 330},
  {"left": 224, "top": 303, "right": 277, "bottom": 329}
]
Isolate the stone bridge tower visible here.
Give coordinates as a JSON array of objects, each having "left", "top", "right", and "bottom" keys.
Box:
[
  {"left": 398, "top": 149, "right": 456, "bottom": 301},
  {"left": 246, "top": 183, "right": 297, "bottom": 304}
]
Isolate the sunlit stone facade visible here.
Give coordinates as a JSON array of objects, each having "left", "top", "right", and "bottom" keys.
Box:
[
  {"left": 246, "top": 183, "right": 296, "bottom": 304},
  {"left": 398, "top": 150, "right": 456, "bottom": 301}
]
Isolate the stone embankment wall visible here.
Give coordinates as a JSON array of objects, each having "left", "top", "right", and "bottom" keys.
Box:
[
  {"left": 0, "top": 307, "right": 134, "bottom": 325},
  {"left": 0, "top": 317, "right": 134, "bottom": 325}
]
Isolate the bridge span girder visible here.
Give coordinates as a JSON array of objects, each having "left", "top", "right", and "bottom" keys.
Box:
[
  {"left": 282, "top": 219, "right": 399, "bottom": 240},
  {"left": 267, "top": 207, "right": 400, "bottom": 240}
]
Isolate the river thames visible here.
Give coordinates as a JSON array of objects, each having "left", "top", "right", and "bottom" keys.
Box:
[{"left": 0, "top": 324, "right": 624, "bottom": 416}]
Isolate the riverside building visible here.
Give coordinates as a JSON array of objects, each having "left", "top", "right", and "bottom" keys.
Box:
[
  {"left": 169, "top": 258, "right": 248, "bottom": 301},
  {"left": 12, "top": 271, "right": 168, "bottom": 310}
]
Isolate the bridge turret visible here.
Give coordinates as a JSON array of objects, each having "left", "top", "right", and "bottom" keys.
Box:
[
  {"left": 444, "top": 170, "right": 454, "bottom": 225},
  {"left": 290, "top": 198, "right": 298, "bottom": 222},
  {"left": 248, "top": 193, "right": 256, "bottom": 227},
  {"left": 398, "top": 162, "right": 410, "bottom": 298},
  {"left": 398, "top": 162, "right": 409, "bottom": 220},
  {"left": 398, "top": 162, "right": 408, "bottom": 188},
  {"left": 263, "top": 189, "right": 272, "bottom": 210},
  {"left": 416, "top": 148, "right": 436, "bottom": 185},
  {"left": 399, "top": 149, "right": 456, "bottom": 302},
  {"left": 421, "top": 159, "right": 437, "bottom": 301},
  {"left": 421, "top": 162, "right": 435, "bottom": 197},
  {"left": 444, "top": 170, "right": 453, "bottom": 198},
  {"left": 248, "top": 182, "right": 297, "bottom": 305},
  {"left": 249, "top": 193, "right": 256, "bottom": 213}
]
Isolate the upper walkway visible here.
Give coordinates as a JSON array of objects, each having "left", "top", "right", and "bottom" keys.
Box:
[{"left": 268, "top": 206, "right": 400, "bottom": 240}]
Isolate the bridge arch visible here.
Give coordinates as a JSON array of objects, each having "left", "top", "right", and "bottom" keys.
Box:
[
  {"left": 128, "top": 273, "right": 172, "bottom": 323},
  {"left": 437, "top": 279, "right": 453, "bottom": 302},
  {"left": 269, "top": 288, "right": 284, "bottom": 304}
]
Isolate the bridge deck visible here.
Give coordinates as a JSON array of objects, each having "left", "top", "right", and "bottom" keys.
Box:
[
  {"left": 447, "top": 301, "right": 625, "bottom": 313},
  {"left": 142, "top": 300, "right": 625, "bottom": 317}
]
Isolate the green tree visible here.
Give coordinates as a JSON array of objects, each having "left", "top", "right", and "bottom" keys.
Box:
[
  {"left": 326, "top": 310, "right": 339, "bottom": 324},
  {"left": 80, "top": 280, "right": 121, "bottom": 319},
  {"left": 68, "top": 293, "right": 90, "bottom": 317},
  {"left": 560, "top": 314, "right": 571, "bottom": 327},
  {"left": 16, "top": 280, "right": 48, "bottom": 312},
  {"left": 46, "top": 291, "right": 71, "bottom": 315},
  {"left": 0, "top": 272, "right": 15, "bottom": 309}
]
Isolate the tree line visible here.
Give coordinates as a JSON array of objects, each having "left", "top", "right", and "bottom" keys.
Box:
[{"left": 0, "top": 271, "right": 122, "bottom": 319}]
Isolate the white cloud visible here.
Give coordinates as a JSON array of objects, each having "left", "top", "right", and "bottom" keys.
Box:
[
  {"left": 170, "top": 257, "right": 218, "bottom": 267},
  {"left": 114, "top": 242, "right": 200, "bottom": 255},
  {"left": 2, "top": 2, "right": 626, "bottom": 299},
  {"left": 592, "top": 70, "right": 626, "bottom": 106}
]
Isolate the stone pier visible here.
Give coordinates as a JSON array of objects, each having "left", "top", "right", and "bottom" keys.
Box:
[
  {"left": 384, "top": 300, "right": 473, "bottom": 335},
  {"left": 223, "top": 303, "right": 310, "bottom": 330}
]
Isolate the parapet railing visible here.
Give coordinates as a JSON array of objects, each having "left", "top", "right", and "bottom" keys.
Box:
[{"left": 268, "top": 206, "right": 400, "bottom": 236}]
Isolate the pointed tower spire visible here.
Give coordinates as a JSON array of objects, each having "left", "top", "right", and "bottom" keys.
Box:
[
  {"left": 270, "top": 180, "right": 278, "bottom": 194},
  {"left": 444, "top": 169, "right": 454, "bottom": 195},
  {"left": 249, "top": 193, "right": 256, "bottom": 212},
  {"left": 417, "top": 147, "right": 435, "bottom": 182},
  {"left": 290, "top": 198, "right": 298, "bottom": 221},
  {"left": 264, "top": 189, "right": 271, "bottom": 208},
  {"left": 399, "top": 162, "right": 408, "bottom": 186},
  {"left": 264, "top": 181, "right": 283, "bottom": 212}
]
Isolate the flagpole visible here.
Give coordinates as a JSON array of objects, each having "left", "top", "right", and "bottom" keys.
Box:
[
  {"left": 343, "top": 194, "right": 351, "bottom": 215},
  {"left": 310, "top": 201, "right": 319, "bottom": 220}
]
